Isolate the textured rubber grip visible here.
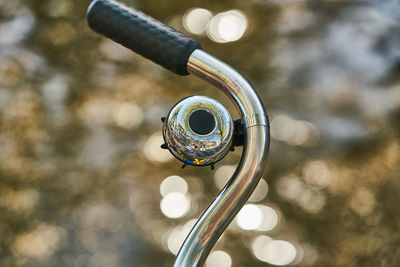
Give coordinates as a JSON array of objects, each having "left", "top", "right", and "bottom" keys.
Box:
[{"left": 87, "top": 0, "right": 202, "bottom": 75}]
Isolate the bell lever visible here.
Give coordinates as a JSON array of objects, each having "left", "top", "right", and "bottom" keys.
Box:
[{"left": 87, "top": 1, "right": 270, "bottom": 266}]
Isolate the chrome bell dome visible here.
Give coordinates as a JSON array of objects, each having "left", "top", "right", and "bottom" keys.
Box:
[{"left": 162, "top": 95, "right": 234, "bottom": 167}]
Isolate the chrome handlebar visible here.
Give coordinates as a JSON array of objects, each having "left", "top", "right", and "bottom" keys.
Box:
[{"left": 174, "top": 49, "right": 270, "bottom": 266}]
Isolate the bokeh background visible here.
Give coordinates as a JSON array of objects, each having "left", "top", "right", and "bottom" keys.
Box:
[{"left": 1, "top": 0, "right": 400, "bottom": 266}]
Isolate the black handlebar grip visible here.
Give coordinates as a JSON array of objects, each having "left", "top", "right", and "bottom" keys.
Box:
[{"left": 87, "top": 0, "right": 202, "bottom": 75}]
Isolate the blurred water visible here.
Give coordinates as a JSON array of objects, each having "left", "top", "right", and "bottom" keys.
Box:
[{"left": 0, "top": 0, "right": 399, "bottom": 266}]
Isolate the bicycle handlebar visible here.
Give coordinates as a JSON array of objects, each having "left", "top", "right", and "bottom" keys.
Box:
[
  {"left": 87, "top": 0, "right": 202, "bottom": 75},
  {"left": 86, "top": 2, "right": 270, "bottom": 266}
]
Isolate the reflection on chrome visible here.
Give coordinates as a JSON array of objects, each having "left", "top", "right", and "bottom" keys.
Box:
[{"left": 163, "top": 95, "right": 233, "bottom": 166}]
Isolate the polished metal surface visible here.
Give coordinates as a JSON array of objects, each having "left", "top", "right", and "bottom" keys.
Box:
[
  {"left": 163, "top": 95, "right": 233, "bottom": 166},
  {"left": 173, "top": 49, "right": 270, "bottom": 266},
  {"left": 187, "top": 50, "right": 268, "bottom": 128}
]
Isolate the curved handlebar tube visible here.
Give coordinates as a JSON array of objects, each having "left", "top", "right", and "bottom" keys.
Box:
[
  {"left": 86, "top": 1, "right": 270, "bottom": 266},
  {"left": 174, "top": 50, "right": 269, "bottom": 266}
]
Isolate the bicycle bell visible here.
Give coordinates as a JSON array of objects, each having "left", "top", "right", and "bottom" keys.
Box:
[{"left": 161, "top": 95, "right": 234, "bottom": 168}]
